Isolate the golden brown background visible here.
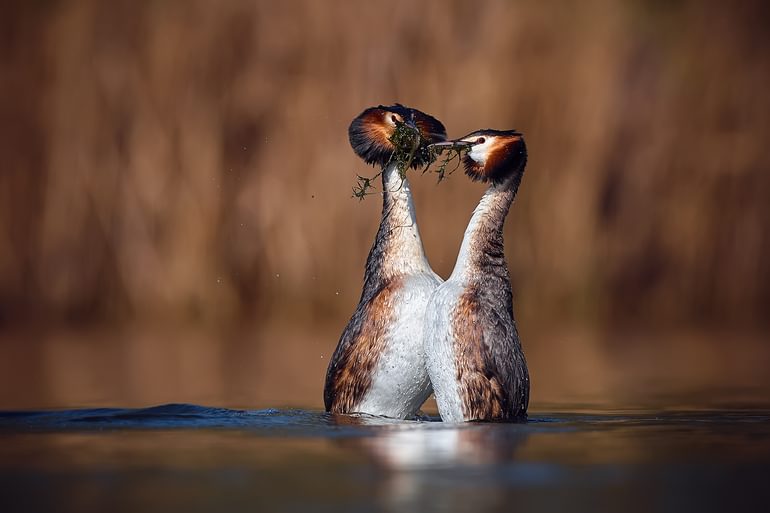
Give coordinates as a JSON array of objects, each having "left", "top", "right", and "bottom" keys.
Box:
[{"left": 1, "top": 0, "right": 768, "bottom": 410}]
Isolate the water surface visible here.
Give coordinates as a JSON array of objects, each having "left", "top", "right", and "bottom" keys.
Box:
[{"left": 1, "top": 404, "right": 768, "bottom": 512}]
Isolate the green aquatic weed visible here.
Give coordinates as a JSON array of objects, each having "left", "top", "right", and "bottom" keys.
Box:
[
  {"left": 352, "top": 122, "right": 421, "bottom": 200},
  {"left": 351, "top": 123, "right": 468, "bottom": 200},
  {"left": 427, "top": 144, "right": 467, "bottom": 183}
]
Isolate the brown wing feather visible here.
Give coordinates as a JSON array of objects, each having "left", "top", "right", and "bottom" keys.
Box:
[
  {"left": 324, "top": 277, "right": 402, "bottom": 413},
  {"left": 452, "top": 288, "right": 517, "bottom": 421}
]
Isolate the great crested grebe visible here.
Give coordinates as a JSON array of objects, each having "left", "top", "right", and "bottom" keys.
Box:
[
  {"left": 424, "top": 129, "right": 530, "bottom": 422},
  {"left": 324, "top": 104, "right": 446, "bottom": 418}
]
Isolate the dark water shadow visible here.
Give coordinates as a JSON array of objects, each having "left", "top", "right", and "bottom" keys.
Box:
[{"left": 1, "top": 404, "right": 770, "bottom": 512}]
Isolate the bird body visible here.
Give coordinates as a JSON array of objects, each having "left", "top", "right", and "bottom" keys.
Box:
[
  {"left": 424, "top": 130, "right": 530, "bottom": 422},
  {"left": 324, "top": 105, "right": 446, "bottom": 419}
]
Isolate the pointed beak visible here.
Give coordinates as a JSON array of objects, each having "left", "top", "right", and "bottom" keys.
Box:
[
  {"left": 428, "top": 140, "right": 473, "bottom": 151},
  {"left": 404, "top": 118, "right": 419, "bottom": 132},
  {"left": 396, "top": 117, "right": 421, "bottom": 140}
]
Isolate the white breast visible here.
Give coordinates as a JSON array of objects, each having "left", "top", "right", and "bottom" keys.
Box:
[
  {"left": 356, "top": 272, "right": 441, "bottom": 419},
  {"left": 423, "top": 281, "right": 466, "bottom": 422}
]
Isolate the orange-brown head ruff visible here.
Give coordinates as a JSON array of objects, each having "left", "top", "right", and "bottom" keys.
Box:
[
  {"left": 439, "top": 130, "right": 526, "bottom": 185},
  {"left": 348, "top": 104, "right": 447, "bottom": 168}
]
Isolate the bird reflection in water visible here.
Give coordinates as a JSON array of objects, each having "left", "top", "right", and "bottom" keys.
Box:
[{"left": 328, "top": 414, "right": 530, "bottom": 511}]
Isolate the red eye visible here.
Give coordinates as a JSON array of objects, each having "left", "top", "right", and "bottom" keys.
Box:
[{"left": 476, "top": 137, "right": 486, "bottom": 144}]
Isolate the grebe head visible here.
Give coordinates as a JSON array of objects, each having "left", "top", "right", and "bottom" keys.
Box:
[
  {"left": 348, "top": 104, "right": 447, "bottom": 168},
  {"left": 431, "top": 129, "right": 526, "bottom": 184}
]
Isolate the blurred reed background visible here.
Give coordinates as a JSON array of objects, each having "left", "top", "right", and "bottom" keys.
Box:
[{"left": 1, "top": 0, "right": 768, "bottom": 410}]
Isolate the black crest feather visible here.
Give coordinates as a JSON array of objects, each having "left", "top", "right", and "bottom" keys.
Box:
[{"left": 348, "top": 104, "right": 446, "bottom": 168}]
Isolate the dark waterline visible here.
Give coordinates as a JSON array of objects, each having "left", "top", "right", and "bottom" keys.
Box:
[{"left": 1, "top": 404, "right": 769, "bottom": 513}]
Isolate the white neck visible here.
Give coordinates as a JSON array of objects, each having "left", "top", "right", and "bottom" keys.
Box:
[
  {"left": 450, "top": 181, "right": 514, "bottom": 282},
  {"left": 379, "top": 163, "right": 433, "bottom": 276}
]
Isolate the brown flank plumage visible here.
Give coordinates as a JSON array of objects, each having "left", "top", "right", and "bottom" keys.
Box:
[
  {"left": 452, "top": 287, "right": 509, "bottom": 421},
  {"left": 325, "top": 277, "right": 404, "bottom": 413}
]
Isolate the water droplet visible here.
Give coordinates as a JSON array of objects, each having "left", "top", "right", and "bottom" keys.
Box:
[{"left": 275, "top": 273, "right": 280, "bottom": 278}]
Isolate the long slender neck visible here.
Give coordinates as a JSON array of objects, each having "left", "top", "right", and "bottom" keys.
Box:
[
  {"left": 360, "top": 162, "right": 432, "bottom": 297},
  {"left": 451, "top": 176, "right": 518, "bottom": 282}
]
